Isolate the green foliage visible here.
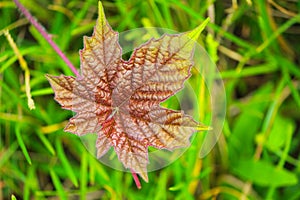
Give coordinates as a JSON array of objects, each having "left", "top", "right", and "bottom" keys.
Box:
[
  {"left": 233, "top": 159, "right": 297, "bottom": 187},
  {"left": 1, "top": 0, "right": 300, "bottom": 199}
]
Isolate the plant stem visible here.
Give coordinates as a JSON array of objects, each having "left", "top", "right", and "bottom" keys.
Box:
[
  {"left": 13, "top": 0, "right": 80, "bottom": 77},
  {"left": 130, "top": 169, "right": 141, "bottom": 189}
]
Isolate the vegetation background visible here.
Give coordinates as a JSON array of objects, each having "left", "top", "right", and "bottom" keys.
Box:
[{"left": 1, "top": 0, "right": 300, "bottom": 199}]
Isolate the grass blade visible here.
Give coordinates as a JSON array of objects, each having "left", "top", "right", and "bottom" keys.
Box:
[
  {"left": 55, "top": 138, "right": 79, "bottom": 187},
  {"left": 80, "top": 151, "right": 88, "bottom": 199},
  {"left": 15, "top": 124, "right": 32, "bottom": 165},
  {"left": 50, "top": 169, "right": 68, "bottom": 200},
  {"left": 36, "top": 130, "right": 56, "bottom": 156}
]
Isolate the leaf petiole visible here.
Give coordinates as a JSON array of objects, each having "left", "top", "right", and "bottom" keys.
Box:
[{"left": 130, "top": 169, "right": 142, "bottom": 189}]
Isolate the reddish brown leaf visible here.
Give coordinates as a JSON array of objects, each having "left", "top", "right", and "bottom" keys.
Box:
[{"left": 46, "top": 2, "right": 208, "bottom": 182}]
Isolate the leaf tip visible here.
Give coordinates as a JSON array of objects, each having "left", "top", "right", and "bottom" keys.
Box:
[
  {"left": 64, "top": 122, "right": 77, "bottom": 133},
  {"left": 141, "top": 172, "right": 149, "bottom": 183},
  {"left": 186, "top": 17, "right": 210, "bottom": 41},
  {"left": 11, "top": 194, "right": 17, "bottom": 200},
  {"left": 196, "top": 124, "right": 213, "bottom": 131},
  {"left": 45, "top": 73, "right": 53, "bottom": 81},
  {"left": 97, "top": 0, "right": 106, "bottom": 26},
  {"left": 45, "top": 74, "right": 60, "bottom": 87}
]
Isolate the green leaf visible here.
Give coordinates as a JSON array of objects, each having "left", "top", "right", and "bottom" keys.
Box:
[
  {"left": 206, "top": 33, "right": 219, "bottom": 63},
  {"left": 266, "top": 115, "right": 295, "bottom": 151},
  {"left": 228, "top": 83, "right": 273, "bottom": 161},
  {"left": 80, "top": 151, "right": 88, "bottom": 199},
  {"left": 24, "top": 166, "right": 39, "bottom": 200},
  {"left": 36, "top": 130, "right": 56, "bottom": 156},
  {"left": 233, "top": 159, "right": 298, "bottom": 187},
  {"left": 15, "top": 125, "right": 32, "bottom": 165},
  {"left": 88, "top": 156, "right": 110, "bottom": 183},
  {"left": 50, "top": 169, "right": 68, "bottom": 200},
  {"left": 55, "top": 138, "right": 79, "bottom": 187},
  {"left": 0, "top": 142, "right": 18, "bottom": 168},
  {"left": 186, "top": 17, "right": 209, "bottom": 41}
]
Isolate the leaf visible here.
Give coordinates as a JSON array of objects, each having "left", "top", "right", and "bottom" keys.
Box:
[
  {"left": 46, "top": 2, "right": 208, "bottom": 182},
  {"left": 266, "top": 114, "right": 294, "bottom": 151},
  {"left": 15, "top": 124, "right": 32, "bottom": 165},
  {"left": 11, "top": 195, "right": 17, "bottom": 200},
  {"left": 233, "top": 159, "right": 298, "bottom": 187},
  {"left": 50, "top": 169, "right": 68, "bottom": 200}
]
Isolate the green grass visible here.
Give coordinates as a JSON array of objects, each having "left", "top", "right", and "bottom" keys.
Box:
[{"left": 1, "top": 0, "right": 300, "bottom": 199}]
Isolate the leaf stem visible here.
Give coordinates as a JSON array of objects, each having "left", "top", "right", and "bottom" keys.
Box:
[
  {"left": 4, "top": 29, "right": 35, "bottom": 110},
  {"left": 13, "top": 0, "right": 80, "bottom": 77},
  {"left": 130, "top": 169, "right": 141, "bottom": 189}
]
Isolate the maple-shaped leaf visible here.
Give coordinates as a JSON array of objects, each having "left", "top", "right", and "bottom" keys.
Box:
[{"left": 46, "top": 2, "right": 209, "bottom": 183}]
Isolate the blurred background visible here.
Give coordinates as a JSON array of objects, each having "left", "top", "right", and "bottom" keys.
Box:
[{"left": 1, "top": 0, "right": 300, "bottom": 199}]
